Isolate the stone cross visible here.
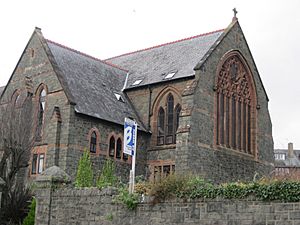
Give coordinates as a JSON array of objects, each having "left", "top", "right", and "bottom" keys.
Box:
[{"left": 232, "top": 8, "right": 238, "bottom": 21}]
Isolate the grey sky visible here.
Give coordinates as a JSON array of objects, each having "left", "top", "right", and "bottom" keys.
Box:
[{"left": 0, "top": 0, "right": 299, "bottom": 149}]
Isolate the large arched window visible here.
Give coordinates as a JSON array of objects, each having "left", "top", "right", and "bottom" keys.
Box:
[
  {"left": 215, "top": 52, "right": 256, "bottom": 155},
  {"left": 90, "top": 131, "right": 97, "bottom": 153},
  {"left": 36, "top": 87, "right": 47, "bottom": 139},
  {"left": 156, "top": 93, "right": 181, "bottom": 146}
]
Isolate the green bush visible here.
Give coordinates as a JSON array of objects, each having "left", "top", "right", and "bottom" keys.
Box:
[
  {"left": 75, "top": 149, "right": 94, "bottom": 187},
  {"left": 144, "top": 175, "right": 300, "bottom": 203},
  {"left": 97, "top": 159, "right": 118, "bottom": 189},
  {"left": 149, "top": 173, "right": 190, "bottom": 202},
  {"left": 22, "top": 198, "right": 36, "bottom": 225},
  {"left": 184, "top": 176, "right": 218, "bottom": 199},
  {"left": 116, "top": 186, "right": 140, "bottom": 210}
]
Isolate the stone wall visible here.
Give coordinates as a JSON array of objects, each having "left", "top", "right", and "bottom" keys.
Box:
[{"left": 35, "top": 185, "right": 300, "bottom": 225}]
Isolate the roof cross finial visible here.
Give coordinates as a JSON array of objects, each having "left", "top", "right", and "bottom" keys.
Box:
[{"left": 232, "top": 8, "right": 238, "bottom": 21}]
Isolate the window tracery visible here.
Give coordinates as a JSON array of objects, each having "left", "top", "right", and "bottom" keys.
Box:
[{"left": 216, "top": 54, "right": 255, "bottom": 154}]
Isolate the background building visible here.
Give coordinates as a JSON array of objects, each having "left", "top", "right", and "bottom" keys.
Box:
[{"left": 274, "top": 142, "right": 300, "bottom": 177}]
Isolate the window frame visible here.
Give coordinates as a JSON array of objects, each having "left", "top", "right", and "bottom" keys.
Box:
[
  {"left": 35, "top": 85, "right": 48, "bottom": 141},
  {"left": 90, "top": 131, "right": 97, "bottom": 153},
  {"left": 154, "top": 91, "right": 181, "bottom": 146},
  {"left": 31, "top": 153, "right": 45, "bottom": 175},
  {"left": 107, "top": 134, "right": 130, "bottom": 162},
  {"left": 87, "top": 128, "right": 101, "bottom": 154}
]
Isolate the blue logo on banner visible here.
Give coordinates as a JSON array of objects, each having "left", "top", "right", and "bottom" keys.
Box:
[{"left": 124, "top": 119, "right": 136, "bottom": 156}]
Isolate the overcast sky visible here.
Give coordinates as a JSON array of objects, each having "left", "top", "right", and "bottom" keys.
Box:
[{"left": 0, "top": 0, "right": 299, "bottom": 149}]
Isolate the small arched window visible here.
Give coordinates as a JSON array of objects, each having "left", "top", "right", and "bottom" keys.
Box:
[
  {"left": 90, "top": 131, "right": 97, "bottom": 153},
  {"left": 116, "top": 138, "right": 122, "bottom": 159},
  {"left": 156, "top": 93, "right": 181, "bottom": 146},
  {"left": 108, "top": 135, "right": 129, "bottom": 162},
  {"left": 36, "top": 87, "right": 47, "bottom": 139},
  {"left": 11, "top": 90, "right": 21, "bottom": 107},
  {"left": 109, "top": 136, "right": 115, "bottom": 157}
]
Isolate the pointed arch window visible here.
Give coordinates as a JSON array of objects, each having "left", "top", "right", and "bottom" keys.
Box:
[
  {"left": 215, "top": 53, "right": 256, "bottom": 155},
  {"left": 109, "top": 136, "right": 115, "bottom": 157},
  {"left": 36, "top": 87, "right": 47, "bottom": 140},
  {"left": 11, "top": 90, "right": 21, "bottom": 107},
  {"left": 108, "top": 135, "right": 129, "bottom": 162},
  {"left": 116, "top": 138, "right": 122, "bottom": 159},
  {"left": 90, "top": 131, "right": 97, "bottom": 153},
  {"left": 156, "top": 93, "right": 181, "bottom": 146}
]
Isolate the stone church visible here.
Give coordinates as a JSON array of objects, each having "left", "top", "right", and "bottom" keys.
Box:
[{"left": 0, "top": 16, "right": 274, "bottom": 183}]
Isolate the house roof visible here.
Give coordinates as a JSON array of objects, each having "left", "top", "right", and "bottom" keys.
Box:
[
  {"left": 46, "top": 40, "right": 146, "bottom": 130},
  {"left": 106, "top": 29, "right": 225, "bottom": 89}
]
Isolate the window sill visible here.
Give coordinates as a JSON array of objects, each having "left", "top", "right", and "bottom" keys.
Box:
[
  {"left": 149, "top": 144, "right": 176, "bottom": 151},
  {"left": 215, "top": 145, "right": 255, "bottom": 159}
]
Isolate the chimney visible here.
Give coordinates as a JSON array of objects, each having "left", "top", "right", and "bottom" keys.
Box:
[{"left": 288, "top": 142, "right": 294, "bottom": 158}]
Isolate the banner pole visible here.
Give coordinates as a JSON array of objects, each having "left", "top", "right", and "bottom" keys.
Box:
[{"left": 131, "top": 121, "right": 137, "bottom": 193}]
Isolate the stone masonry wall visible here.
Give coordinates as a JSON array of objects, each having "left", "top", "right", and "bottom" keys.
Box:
[
  {"left": 125, "top": 78, "right": 191, "bottom": 163},
  {"left": 35, "top": 186, "right": 300, "bottom": 225},
  {"left": 65, "top": 110, "right": 149, "bottom": 181}
]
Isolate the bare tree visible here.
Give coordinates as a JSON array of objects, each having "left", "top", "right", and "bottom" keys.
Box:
[{"left": 0, "top": 92, "right": 34, "bottom": 224}]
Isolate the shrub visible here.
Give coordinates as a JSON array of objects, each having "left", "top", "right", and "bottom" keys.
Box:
[
  {"left": 0, "top": 185, "right": 32, "bottom": 225},
  {"left": 143, "top": 175, "right": 300, "bottom": 203},
  {"left": 97, "top": 159, "right": 118, "bottom": 189},
  {"left": 134, "top": 182, "right": 151, "bottom": 195},
  {"left": 116, "top": 186, "right": 140, "bottom": 210},
  {"left": 75, "top": 149, "right": 94, "bottom": 188},
  {"left": 22, "top": 198, "right": 36, "bottom": 225},
  {"left": 184, "top": 176, "right": 218, "bottom": 199},
  {"left": 149, "top": 173, "right": 190, "bottom": 202}
]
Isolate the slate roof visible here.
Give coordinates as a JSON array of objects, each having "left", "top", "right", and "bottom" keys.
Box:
[
  {"left": 46, "top": 40, "right": 146, "bottom": 130},
  {"left": 274, "top": 149, "right": 300, "bottom": 167},
  {"left": 106, "top": 29, "right": 225, "bottom": 89},
  {"left": 0, "top": 86, "right": 5, "bottom": 96}
]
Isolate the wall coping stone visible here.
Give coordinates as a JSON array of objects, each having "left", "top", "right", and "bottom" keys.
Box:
[{"left": 36, "top": 166, "right": 71, "bottom": 184}]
